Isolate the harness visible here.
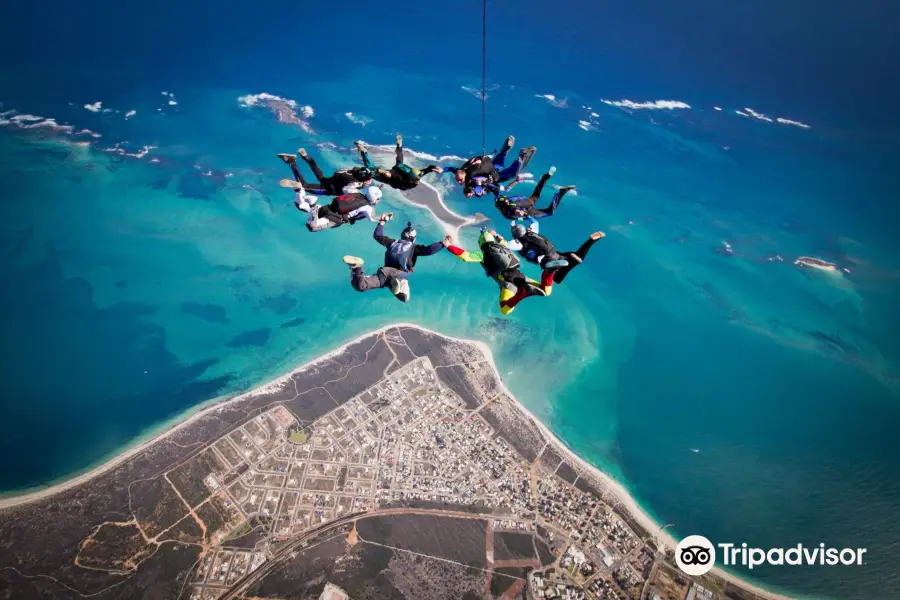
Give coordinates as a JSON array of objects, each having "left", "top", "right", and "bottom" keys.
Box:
[{"left": 385, "top": 239, "right": 416, "bottom": 272}]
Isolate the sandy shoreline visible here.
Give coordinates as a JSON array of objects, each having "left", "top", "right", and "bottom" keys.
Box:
[{"left": 0, "top": 323, "right": 793, "bottom": 599}]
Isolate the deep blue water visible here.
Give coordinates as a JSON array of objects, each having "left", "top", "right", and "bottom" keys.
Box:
[{"left": 2, "top": 2, "right": 900, "bottom": 599}]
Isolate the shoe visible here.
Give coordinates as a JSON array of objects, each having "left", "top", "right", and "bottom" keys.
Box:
[
  {"left": 504, "top": 135, "right": 515, "bottom": 151},
  {"left": 590, "top": 231, "right": 605, "bottom": 241},
  {"left": 297, "top": 148, "right": 308, "bottom": 159},
  {"left": 354, "top": 140, "right": 367, "bottom": 152},
  {"left": 277, "top": 153, "right": 296, "bottom": 164},
  {"left": 525, "top": 282, "right": 547, "bottom": 297},
  {"left": 343, "top": 255, "right": 364, "bottom": 268},
  {"left": 396, "top": 134, "right": 403, "bottom": 147},
  {"left": 543, "top": 259, "right": 569, "bottom": 271},
  {"left": 548, "top": 166, "right": 556, "bottom": 177},
  {"left": 390, "top": 278, "right": 410, "bottom": 302},
  {"left": 280, "top": 178, "right": 303, "bottom": 189},
  {"left": 567, "top": 252, "right": 583, "bottom": 265},
  {"left": 499, "top": 280, "right": 516, "bottom": 292},
  {"left": 558, "top": 185, "right": 576, "bottom": 194}
]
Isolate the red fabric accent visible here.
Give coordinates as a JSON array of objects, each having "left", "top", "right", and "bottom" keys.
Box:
[
  {"left": 447, "top": 245, "right": 465, "bottom": 256},
  {"left": 501, "top": 286, "right": 528, "bottom": 309},
  {"left": 541, "top": 269, "right": 555, "bottom": 289}
]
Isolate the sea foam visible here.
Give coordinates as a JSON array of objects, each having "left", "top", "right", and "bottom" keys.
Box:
[
  {"left": 602, "top": 99, "right": 691, "bottom": 110},
  {"left": 776, "top": 117, "right": 811, "bottom": 129}
]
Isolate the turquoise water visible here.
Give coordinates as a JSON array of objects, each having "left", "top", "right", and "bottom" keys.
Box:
[{"left": 3, "top": 55, "right": 900, "bottom": 600}]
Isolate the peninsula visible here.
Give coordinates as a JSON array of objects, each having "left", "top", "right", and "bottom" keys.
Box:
[{"left": 0, "top": 324, "right": 792, "bottom": 600}]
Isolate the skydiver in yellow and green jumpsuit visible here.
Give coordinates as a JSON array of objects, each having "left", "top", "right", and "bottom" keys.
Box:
[{"left": 446, "top": 228, "right": 554, "bottom": 315}]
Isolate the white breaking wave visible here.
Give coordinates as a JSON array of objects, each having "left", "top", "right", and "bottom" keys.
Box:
[
  {"left": 602, "top": 99, "right": 691, "bottom": 110},
  {"left": 461, "top": 86, "right": 487, "bottom": 100},
  {"left": 743, "top": 108, "right": 773, "bottom": 123},
  {"left": 714, "top": 106, "right": 723, "bottom": 111},
  {"left": 590, "top": 112, "right": 599, "bottom": 118},
  {"left": 300, "top": 105, "right": 314, "bottom": 118},
  {"left": 536, "top": 94, "right": 569, "bottom": 108},
  {"left": 167, "top": 100, "right": 177, "bottom": 106},
  {"left": 102, "top": 142, "right": 156, "bottom": 159},
  {"left": 84, "top": 102, "right": 103, "bottom": 113},
  {"left": 577, "top": 120, "right": 596, "bottom": 132},
  {"left": 125, "top": 110, "right": 136, "bottom": 119},
  {"left": 11, "top": 114, "right": 44, "bottom": 122},
  {"left": 776, "top": 117, "right": 811, "bottom": 129},
  {"left": 238, "top": 92, "right": 296, "bottom": 108},
  {"left": 75, "top": 129, "right": 102, "bottom": 138},
  {"left": 735, "top": 110, "right": 750, "bottom": 117},
  {"left": 345, "top": 112, "right": 372, "bottom": 127}
]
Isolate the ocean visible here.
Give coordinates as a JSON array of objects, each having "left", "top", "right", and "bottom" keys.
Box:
[{"left": 2, "top": 2, "right": 899, "bottom": 598}]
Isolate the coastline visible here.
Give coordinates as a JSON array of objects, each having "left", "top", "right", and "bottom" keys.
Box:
[{"left": 0, "top": 322, "right": 794, "bottom": 600}]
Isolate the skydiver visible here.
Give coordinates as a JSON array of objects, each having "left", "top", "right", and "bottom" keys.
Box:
[
  {"left": 445, "top": 135, "right": 537, "bottom": 198},
  {"left": 494, "top": 166, "right": 576, "bottom": 220},
  {"left": 446, "top": 228, "right": 553, "bottom": 315},
  {"left": 277, "top": 149, "right": 373, "bottom": 196},
  {"left": 354, "top": 135, "right": 444, "bottom": 191},
  {"left": 507, "top": 218, "right": 606, "bottom": 282},
  {"left": 294, "top": 185, "right": 392, "bottom": 232},
  {"left": 342, "top": 219, "right": 452, "bottom": 303}
]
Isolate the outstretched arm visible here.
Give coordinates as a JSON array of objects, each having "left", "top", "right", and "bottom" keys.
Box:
[
  {"left": 446, "top": 245, "right": 484, "bottom": 263},
  {"left": 373, "top": 223, "right": 395, "bottom": 248},
  {"left": 415, "top": 235, "right": 453, "bottom": 257}
]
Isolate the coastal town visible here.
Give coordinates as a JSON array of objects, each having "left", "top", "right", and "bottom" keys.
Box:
[
  {"left": 185, "top": 355, "right": 771, "bottom": 600},
  {"left": 0, "top": 326, "right": 783, "bottom": 600}
]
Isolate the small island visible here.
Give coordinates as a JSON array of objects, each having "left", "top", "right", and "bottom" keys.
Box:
[
  {"left": 0, "top": 324, "right": 790, "bottom": 600},
  {"left": 794, "top": 256, "right": 838, "bottom": 273}
]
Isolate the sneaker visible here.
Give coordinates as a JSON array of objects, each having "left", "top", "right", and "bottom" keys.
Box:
[
  {"left": 543, "top": 259, "right": 569, "bottom": 271},
  {"left": 277, "top": 153, "right": 296, "bottom": 164},
  {"left": 590, "top": 231, "right": 605, "bottom": 241},
  {"left": 297, "top": 148, "right": 308, "bottom": 159},
  {"left": 280, "top": 178, "right": 303, "bottom": 189},
  {"left": 396, "top": 134, "right": 403, "bottom": 147},
  {"left": 567, "top": 252, "right": 583, "bottom": 265},
  {"left": 548, "top": 166, "right": 557, "bottom": 177},
  {"left": 354, "top": 140, "right": 367, "bottom": 152},
  {"left": 558, "top": 185, "right": 576, "bottom": 194},
  {"left": 504, "top": 135, "right": 515, "bottom": 151},
  {"left": 342, "top": 255, "right": 364, "bottom": 268},
  {"left": 390, "top": 278, "right": 410, "bottom": 302}
]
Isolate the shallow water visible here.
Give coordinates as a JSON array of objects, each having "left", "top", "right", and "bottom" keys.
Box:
[{"left": 2, "top": 31, "right": 900, "bottom": 600}]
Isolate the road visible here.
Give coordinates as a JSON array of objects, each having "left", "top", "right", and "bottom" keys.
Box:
[{"left": 218, "top": 506, "right": 524, "bottom": 599}]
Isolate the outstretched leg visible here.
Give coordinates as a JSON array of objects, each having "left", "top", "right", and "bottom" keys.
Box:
[
  {"left": 491, "top": 135, "right": 515, "bottom": 168},
  {"left": 296, "top": 148, "right": 334, "bottom": 189},
  {"left": 394, "top": 135, "right": 405, "bottom": 166},
  {"left": 279, "top": 153, "right": 327, "bottom": 194},
  {"left": 497, "top": 269, "right": 548, "bottom": 315},
  {"left": 529, "top": 183, "right": 575, "bottom": 218},
  {"left": 306, "top": 205, "right": 341, "bottom": 232},
  {"left": 355, "top": 141, "right": 378, "bottom": 170},
  {"left": 553, "top": 231, "right": 604, "bottom": 283},
  {"left": 497, "top": 145, "right": 536, "bottom": 182}
]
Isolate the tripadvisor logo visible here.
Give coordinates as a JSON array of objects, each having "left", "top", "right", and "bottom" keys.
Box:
[{"left": 675, "top": 535, "right": 868, "bottom": 575}]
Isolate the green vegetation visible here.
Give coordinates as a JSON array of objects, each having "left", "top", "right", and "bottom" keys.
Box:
[{"left": 289, "top": 429, "right": 310, "bottom": 444}]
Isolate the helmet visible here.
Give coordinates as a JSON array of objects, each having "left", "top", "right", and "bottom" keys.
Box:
[
  {"left": 355, "top": 167, "right": 373, "bottom": 181},
  {"left": 511, "top": 223, "right": 527, "bottom": 239},
  {"left": 364, "top": 186, "right": 382, "bottom": 204},
  {"left": 478, "top": 230, "right": 496, "bottom": 247},
  {"left": 401, "top": 222, "right": 417, "bottom": 242}
]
